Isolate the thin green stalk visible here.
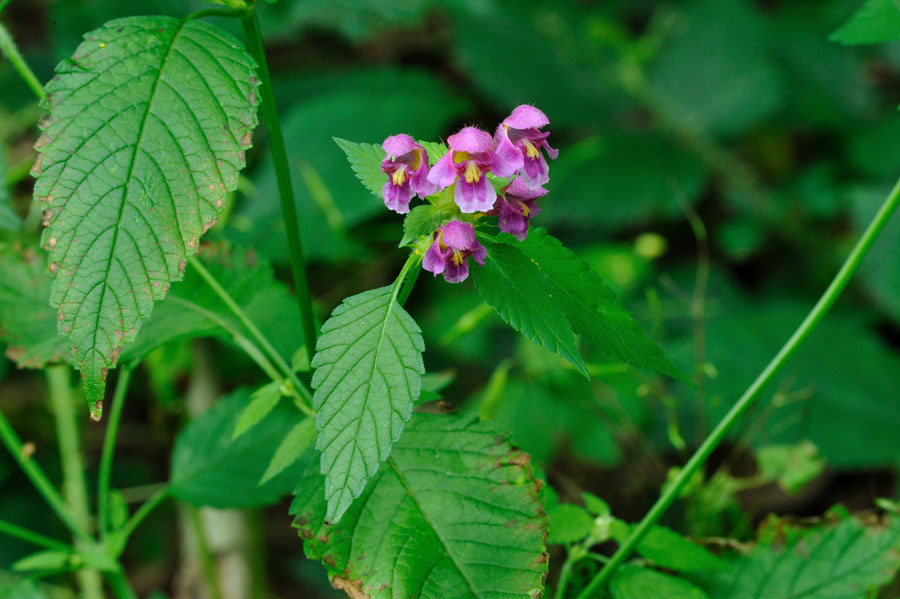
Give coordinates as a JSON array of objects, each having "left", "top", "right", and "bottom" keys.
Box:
[
  {"left": 0, "top": 408, "right": 91, "bottom": 544},
  {"left": 46, "top": 366, "right": 103, "bottom": 599},
  {"left": 112, "top": 487, "right": 170, "bottom": 556},
  {"left": 0, "top": 519, "right": 72, "bottom": 552},
  {"left": 577, "top": 175, "right": 900, "bottom": 597},
  {"left": 186, "top": 7, "right": 249, "bottom": 21},
  {"left": 240, "top": 10, "right": 318, "bottom": 355},
  {"left": 392, "top": 251, "right": 422, "bottom": 302},
  {"left": 0, "top": 20, "right": 44, "bottom": 101},
  {"left": 98, "top": 367, "right": 132, "bottom": 539},
  {"left": 104, "top": 566, "right": 138, "bottom": 599},
  {"left": 187, "top": 256, "right": 315, "bottom": 414}
]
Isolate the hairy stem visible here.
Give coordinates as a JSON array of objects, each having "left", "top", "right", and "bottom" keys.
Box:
[
  {"left": 577, "top": 175, "right": 900, "bottom": 597},
  {"left": 240, "top": 9, "right": 318, "bottom": 356},
  {"left": 46, "top": 366, "right": 104, "bottom": 599},
  {"left": 98, "top": 367, "right": 132, "bottom": 539},
  {"left": 0, "top": 20, "right": 44, "bottom": 101}
]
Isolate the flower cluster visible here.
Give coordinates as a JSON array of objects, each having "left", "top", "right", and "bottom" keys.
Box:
[{"left": 380, "top": 105, "right": 557, "bottom": 282}]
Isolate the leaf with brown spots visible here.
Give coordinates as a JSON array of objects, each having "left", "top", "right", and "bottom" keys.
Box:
[
  {"left": 32, "top": 16, "right": 259, "bottom": 418},
  {"left": 290, "top": 413, "right": 548, "bottom": 599}
]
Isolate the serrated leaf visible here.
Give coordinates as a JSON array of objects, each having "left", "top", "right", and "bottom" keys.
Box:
[
  {"left": 831, "top": 0, "right": 900, "bottom": 45},
  {"left": 611, "top": 565, "right": 707, "bottom": 599},
  {"left": 548, "top": 503, "right": 594, "bottom": 544},
  {"left": 518, "top": 229, "right": 689, "bottom": 383},
  {"left": 399, "top": 196, "right": 458, "bottom": 247},
  {"left": 123, "top": 249, "right": 304, "bottom": 366},
  {"left": 290, "top": 413, "right": 548, "bottom": 599},
  {"left": 259, "top": 417, "right": 316, "bottom": 485},
  {"left": 33, "top": 16, "right": 259, "bottom": 417},
  {"left": 756, "top": 441, "right": 825, "bottom": 494},
  {"left": 232, "top": 381, "right": 282, "bottom": 440},
  {"left": 310, "top": 285, "right": 425, "bottom": 523},
  {"left": 170, "top": 388, "right": 306, "bottom": 508},
  {"left": 0, "top": 150, "right": 21, "bottom": 231},
  {"left": 0, "top": 244, "right": 68, "bottom": 368},
  {"left": 419, "top": 140, "right": 448, "bottom": 164},
  {"left": 333, "top": 137, "right": 385, "bottom": 198},
  {"left": 700, "top": 510, "right": 900, "bottom": 599},
  {"left": 473, "top": 239, "right": 588, "bottom": 377}
]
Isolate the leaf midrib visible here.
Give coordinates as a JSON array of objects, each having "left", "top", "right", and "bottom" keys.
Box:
[{"left": 86, "top": 19, "right": 189, "bottom": 366}]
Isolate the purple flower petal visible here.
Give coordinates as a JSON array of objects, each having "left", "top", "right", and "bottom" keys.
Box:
[
  {"left": 442, "top": 259, "right": 470, "bottom": 283},
  {"left": 382, "top": 180, "right": 414, "bottom": 214},
  {"left": 520, "top": 153, "right": 550, "bottom": 187},
  {"left": 427, "top": 152, "right": 458, "bottom": 190},
  {"left": 423, "top": 238, "right": 448, "bottom": 276},
  {"left": 506, "top": 177, "right": 548, "bottom": 199},
  {"left": 382, "top": 133, "right": 419, "bottom": 157},
  {"left": 448, "top": 126, "right": 493, "bottom": 153},
  {"left": 503, "top": 105, "right": 550, "bottom": 130},
  {"left": 454, "top": 176, "right": 496, "bottom": 213},
  {"left": 498, "top": 199, "right": 529, "bottom": 240},
  {"left": 471, "top": 239, "right": 487, "bottom": 265},
  {"left": 441, "top": 220, "right": 478, "bottom": 248},
  {"left": 491, "top": 136, "right": 522, "bottom": 178},
  {"left": 410, "top": 160, "right": 437, "bottom": 197}
]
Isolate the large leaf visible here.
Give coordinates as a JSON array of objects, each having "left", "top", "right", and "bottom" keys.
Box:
[
  {"left": 518, "top": 229, "right": 688, "bottom": 383},
  {"left": 612, "top": 566, "right": 706, "bottom": 599},
  {"left": 473, "top": 239, "right": 588, "bottom": 377},
  {"left": 831, "top": 0, "right": 900, "bottom": 45},
  {"left": 311, "top": 285, "right": 425, "bottom": 523},
  {"left": 0, "top": 244, "right": 68, "bottom": 368},
  {"left": 0, "top": 150, "right": 20, "bottom": 231},
  {"left": 699, "top": 509, "right": 900, "bottom": 599},
  {"left": 170, "top": 388, "right": 307, "bottom": 508},
  {"left": 32, "top": 16, "right": 259, "bottom": 417},
  {"left": 290, "top": 413, "right": 548, "bottom": 599}
]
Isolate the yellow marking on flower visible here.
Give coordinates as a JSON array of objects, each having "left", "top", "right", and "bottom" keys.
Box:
[
  {"left": 521, "top": 203, "right": 531, "bottom": 217},
  {"left": 451, "top": 250, "right": 465, "bottom": 265},
  {"left": 392, "top": 165, "right": 408, "bottom": 186},
  {"left": 411, "top": 148, "right": 423, "bottom": 170},
  {"left": 453, "top": 151, "right": 469, "bottom": 164},
  {"left": 463, "top": 162, "right": 482, "bottom": 184},
  {"left": 522, "top": 139, "right": 540, "bottom": 159}
]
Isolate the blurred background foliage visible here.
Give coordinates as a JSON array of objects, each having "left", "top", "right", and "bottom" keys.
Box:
[{"left": 2, "top": 0, "right": 900, "bottom": 596}]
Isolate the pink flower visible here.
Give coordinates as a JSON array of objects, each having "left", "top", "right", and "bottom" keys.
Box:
[
  {"left": 491, "top": 178, "right": 546, "bottom": 241},
  {"left": 422, "top": 220, "right": 487, "bottom": 283},
  {"left": 427, "top": 126, "right": 516, "bottom": 213},
  {"left": 381, "top": 134, "right": 436, "bottom": 214},
  {"left": 494, "top": 105, "right": 558, "bottom": 187}
]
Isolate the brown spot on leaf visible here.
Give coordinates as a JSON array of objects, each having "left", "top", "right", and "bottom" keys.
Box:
[
  {"left": 42, "top": 210, "right": 54, "bottom": 227},
  {"left": 48, "top": 237, "right": 58, "bottom": 248},
  {"left": 90, "top": 401, "right": 102, "bottom": 422},
  {"left": 240, "top": 132, "right": 252, "bottom": 147},
  {"left": 100, "top": 367, "right": 109, "bottom": 380},
  {"left": 324, "top": 554, "right": 336, "bottom": 568},
  {"left": 34, "top": 133, "right": 51, "bottom": 149},
  {"left": 21, "top": 442, "right": 36, "bottom": 459},
  {"left": 331, "top": 576, "right": 369, "bottom": 599},
  {"left": 48, "top": 261, "right": 59, "bottom": 275}
]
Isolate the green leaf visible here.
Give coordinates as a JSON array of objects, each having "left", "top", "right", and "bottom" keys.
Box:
[
  {"left": 232, "top": 381, "right": 282, "bottom": 440},
  {"left": 259, "top": 417, "right": 316, "bottom": 485},
  {"left": 33, "top": 16, "right": 259, "bottom": 417},
  {"left": 310, "top": 285, "right": 425, "bottom": 523},
  {"left": 12, "top": 551, "right": 72, "bottom": 573},
  {"left": 548, "top": 503, "right": 594, "bottom": 545},
  {"left": 612, "top": 524, "right": 726, "bottom": 572},
  {"left": 831, "top": 0, "right": 900, "bottom": 45},
  {"left": 518, "top": 229, "right": 689, "bottom": 384},
  {"left": 700, "top": 510, "right": 900, "bottom": 599},
  {"left": 473, "top": 239, "right": 588, "bottom": 377},
  {"left": 290, "top": 413, "right": 548, "bottom": 599},
  {"left": 399, "top": 194, "right": 458, "bottom": 247},
  {"left": 333, "top": 137, "right": 385, "bottom": 198},
  {"left": 0, "top": 576, "right": 48, "bottom": 599},
  {"left": 582, "top": 492, "right": 610, "bottom": 517},
  {"left": 0, "top": 150, "right": 21, "bottom": 231},
  {"left": 0, "top": 244, "right": 68, "bottom": 368},
  {"left": 106, "top": 489, "right": 129, "bottom": 531},
  {"left": 611, "top": 565, "right": 707, "bottom": 599},
  {"left": 170, "top": 388, "right": 307, "bottom": 508},
  {"left": 756, "top": 441, "right": 825, "bottom": 494},
  {"left": 124, "top": 249, "right": 304, "bottom": 367},
  {"left": 419, "top": 140, "right": 448, "bottom": 164}
]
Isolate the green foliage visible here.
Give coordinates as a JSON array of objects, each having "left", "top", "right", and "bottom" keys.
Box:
[
  {"left": 170, "top": 388, "right": 307, "bottom": 508},
  {"left": 32, "top": 16, "right": 259, "bottom": 416},
  {"left": 612, "top": 524, "right": 726, "bottom": 573},
  {"left": 831, "top": 0, "right": 900, "bottom": 45},
  {"left": 290, "top": 413, "right": 548, "bottom": 599},
  {"left": 310, "top": 285, "right": 425, "bottom": 523},
  {"left": 232, "top": 381, "right": 282, "bottom": 439},
  {"left": 259, "top": 417, "right": 316, "bottom": 485},
  {"left": 0, "top": 151, "right": 20, "bottom": 231},
  {"left": 756, "top": 441, "right": 825, "bottom": 494},
  {"left": 699, "top": 510, "right": 900, "bottom": 599},
  {"left": 332, "top": 138, "right": 384, "bottom": 198},
  {"left": 611, "top": 566, "right": 707, "bottom": 599},
  {"left": 0, "top": 576, "right": 47, "bottom": 599},
  {"left": 0, "top": 244, "right": 68, "bottom": 368},
  {"left": 548, "top": 503, "right": 594, "bottom": 545},
  {"left": 400, "top": 192, "right": 459, "bottom": 247}
]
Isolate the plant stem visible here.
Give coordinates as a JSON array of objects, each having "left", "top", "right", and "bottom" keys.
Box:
[
  {"left": 46, "top": 366, "right": 104, "bottom": 599},
  {"left": 0, "top": 20, "right": 44, "bottom": 101},
  {"left": 113, "top": 487, "right": 170, "bottom": 556},
  {"left": 0, "top": 408, "right": 91, "bottom": 544},
  {"left": 104, "top": 566, "right": 138, "bottom": 599},
  {"left": 577, "top": 175, "right": 900, "bottom": 597},
  {"left": 0, "top": 518, "right": 72, "bottom": 552},
  {"left": 98, "top": 367, "right": 132, "bottom": 539},
  {"left": 187, "top": 256, "right": 315, "bottom": 414},
  {"left": 240, "top": 9, "right": 318, "bottom": 356}
]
